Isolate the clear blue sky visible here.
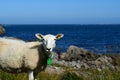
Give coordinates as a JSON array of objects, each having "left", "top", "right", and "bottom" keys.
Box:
[{"left": 0, "top": 0, "right": 120, "bottom": 24}]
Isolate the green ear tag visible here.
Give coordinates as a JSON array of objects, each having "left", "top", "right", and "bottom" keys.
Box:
[{"left": 47, "top": 58, "right": 53, "bottom": 65}]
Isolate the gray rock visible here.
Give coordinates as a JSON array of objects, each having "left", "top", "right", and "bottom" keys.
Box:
[
  {"left": 71, "top": 61, "right": 77, "bottom": 67},
  {"left": 81, "top": 63, "right": 90, "bottom": 69},
  {"left": 63, "top": 45, "right": 85, "bottom": 60},
  {"left": 75, "top": 63, "right": 81, "bottom": 68},
  {"left": 94, "top": 56, "right": 114, "bottom": 70},
  {"left": 95, "top": 56, "right": 112, "bottom": 64},
  {"left": 55, "top": 60, "right": 69, "bottom": 66},
  {"left": 45, "top": 66, "right": 64, "bottom": 74},
  {"left": 54, "top": 45, "right": 116, "bottom": 70},
  {"left": 62, "top": 45, "right": 96, "bottom": 61},
  {"left": 60, "top": 52, "right": 66, "bottom": 59},
  {"left": 0, "top": 24, "right": 5, "bottom": 34},
  {"left": 55, "top": 60, "right": 64, "bottom": 65},
  {"left": 52, "top": 52, "right": 59, "bottom": 63},
  {"left": 52, "top": 52, "right": 58, "bottom": 59}
]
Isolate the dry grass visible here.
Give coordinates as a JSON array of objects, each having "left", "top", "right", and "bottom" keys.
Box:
[{"left": 0, "top": 68, "right": 120, "bottom": 80}]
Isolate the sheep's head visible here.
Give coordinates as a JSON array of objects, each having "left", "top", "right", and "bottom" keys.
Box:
[{"left": 35, "top": 33, "right": 64, "bottom": 52}]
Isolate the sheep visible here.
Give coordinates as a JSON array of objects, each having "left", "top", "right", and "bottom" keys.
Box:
[{"left": 0, "top": 33, "right": 64, "bottom": 80}]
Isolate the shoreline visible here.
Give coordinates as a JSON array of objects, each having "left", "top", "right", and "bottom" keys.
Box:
[{"left": 56, "top": 44, "right": 120, "bottom": 54}]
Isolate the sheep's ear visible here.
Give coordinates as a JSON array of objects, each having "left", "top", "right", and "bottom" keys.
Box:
[
  {"left": 35, "top": 33, "right": 44, "bottom": 40},
  {"left": 56, "top": 34, "right": 64, "bottom": 40}
]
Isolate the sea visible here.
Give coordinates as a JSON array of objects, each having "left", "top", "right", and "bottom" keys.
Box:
[{"left": 1, "top": 24, "right": 120, "bottom": 53}]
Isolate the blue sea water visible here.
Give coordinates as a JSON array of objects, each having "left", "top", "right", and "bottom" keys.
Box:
[{"left": 2, "top": 24, "right": 120, "bottom": 53}]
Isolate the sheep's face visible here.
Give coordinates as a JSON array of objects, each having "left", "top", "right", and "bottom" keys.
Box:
[{"left": 35, "top": 33, "right": 64, "bottom": 52}]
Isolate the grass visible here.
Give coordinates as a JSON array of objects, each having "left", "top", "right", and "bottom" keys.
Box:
[
  {"left": 78, "top": 68, "right": 120, "bottom": 80},
  {"left": 62, "top": 72, "right": 83, "bottom": 80},
  {"left": 0, "top": 71, "right": 27, "bottom": 80},
  {"left": 0, "top": 68, "right": 120, "bottom": 80}
]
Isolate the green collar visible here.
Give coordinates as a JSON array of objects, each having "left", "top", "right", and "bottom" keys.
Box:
[{"left": 47, "top": 53, "right": 53, "bottom": 65}]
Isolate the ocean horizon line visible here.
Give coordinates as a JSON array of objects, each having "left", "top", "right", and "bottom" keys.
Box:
[{"left": 2, "top": 24, "right": 120, "bottom": 26}]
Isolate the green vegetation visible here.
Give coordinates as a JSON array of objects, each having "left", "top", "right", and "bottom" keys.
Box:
[
  {"left": 0, "top": 71, "right": 27, "bottom": 80},
  {"left": 62, "top": 72, "right": 82, "bottom": 80},
  {"left": 0, "top": 68, "right": 120, "bottom": 80},
  {"left": 78, "top": 69, "right": 120, "bottom": 80}
]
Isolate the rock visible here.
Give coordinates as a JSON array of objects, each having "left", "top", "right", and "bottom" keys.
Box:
[
  {"left": 60, "top": 52, "right": 66, "bottom": 60},
  {"left": 52, "top": 52, "right": 59, "bottom": 63},
  {"left": 96, "top": 56, "right": 112, "bottom": 64},
  {"left": 97, "top": 68, "right": 102, "bottom": 71},
  {"left": 55, "top": 60, "right": 64, "bottom": 65},
  {"left": 70, "top": 61, "right": 77, "bottom": 67},
  {"left": 62, "top": 45, "right": 96, "bottom": 61},
  {"left": 63, "top": 45, "right": 87, "bottom": 61},
  {"left": 94, "top": 56, "right": 114, "bottom": 70},
  {"left": 69, "top": 61, "right": 81, "bottom": 68},
  {"left": 0, "top": 24, "right": 5, "bottom": 34},
  {"left": 76, "top": 63, "right": 81, "bottom": 68},
  {"left": 45, "top": 66, "right": 64, "bottom": 74},
  {"left": 54, "top": 45, "right": 116, "bottom": 71},
  {"left": 81, "top": 63, "right": 90, "bottom": 69}
]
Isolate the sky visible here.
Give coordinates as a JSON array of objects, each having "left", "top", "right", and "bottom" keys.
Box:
[{"left": 0, "top": 0, "right": 120, "bottom": 24}]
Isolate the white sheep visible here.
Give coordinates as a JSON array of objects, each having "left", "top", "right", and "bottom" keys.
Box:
[{"left": 0, "top": 33, "right": 64, "bottom": 80}]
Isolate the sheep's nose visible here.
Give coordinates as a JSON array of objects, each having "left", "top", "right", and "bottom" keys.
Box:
[{"left": 47, "top": 48, "right": 51, "bottom": 51}]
